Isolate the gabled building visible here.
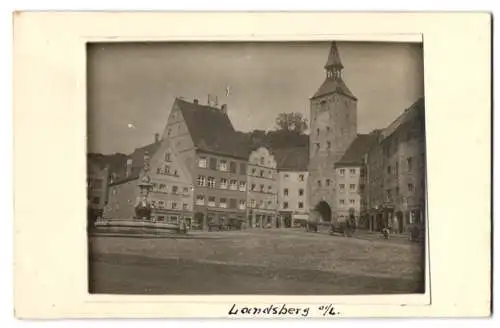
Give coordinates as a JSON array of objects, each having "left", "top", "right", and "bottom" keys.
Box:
[
  {"left": 162, "top": 98, "right": 249, "bottom": 229},
  {"left": 308, "top": 42, "right": 358, "bottom": 222},
  {"left": 103, "top": 136, "right": 194, "bottom": 224},
  {"left": 246, "top": 147, "right": 279, "bottom": 228},
  {"left": 365, "top": 98, "right": 426, "bottom": 233},
  {"left": 274, "top": 147, "right": 310, "bottom": 227},
  {"left": 333, "top": 133, "right": 379, "bottom": 224}
]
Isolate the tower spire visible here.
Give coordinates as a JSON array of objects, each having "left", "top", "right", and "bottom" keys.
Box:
[{"left": 324, "top": 42, "right": 344, "bottom": 80}]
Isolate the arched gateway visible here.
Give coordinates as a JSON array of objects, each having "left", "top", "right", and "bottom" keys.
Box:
[{"left": 314, "top": 200, "right": 332, "bottom": 222}]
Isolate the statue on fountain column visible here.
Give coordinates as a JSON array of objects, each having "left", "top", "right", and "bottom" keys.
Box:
[{"left": 134, "top": 151, "right": 153, "bottom": 221}]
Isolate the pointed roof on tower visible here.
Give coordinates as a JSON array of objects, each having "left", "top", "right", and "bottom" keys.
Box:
[{"left": 324, "top": 42, "right": 344, "bottom": 69}]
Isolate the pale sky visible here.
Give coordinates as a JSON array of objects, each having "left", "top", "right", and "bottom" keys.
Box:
[{"left": 87, "top": 41, "right": 423, "bottom": 155}]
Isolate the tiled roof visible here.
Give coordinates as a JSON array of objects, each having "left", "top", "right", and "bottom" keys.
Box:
[
  {"left": 311, "top": 78, "right": 356, "bottom": 100},
  {"left": 380, "top": 97, "right": 425, "bottom": 140},
  {"left": 175, "top": 98, "right": 249, "bottom": 159},
  {"left": 272, "top": 146, "right": 309, "bottom": 171},
  {"left": 336, "top": 133, "right": 380, "bottom": 167}
]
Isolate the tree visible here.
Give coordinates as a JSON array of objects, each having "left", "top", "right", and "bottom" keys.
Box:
[{"left": 275, "top": 112, "right": 308, "bottom": 134}]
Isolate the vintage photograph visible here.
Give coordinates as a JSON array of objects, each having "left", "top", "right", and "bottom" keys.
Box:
[{"left": 86, "top": 41, "right": 426, "bottom": 295}]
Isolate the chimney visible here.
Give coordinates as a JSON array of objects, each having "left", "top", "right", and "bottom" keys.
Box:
[
  {"left": 221, "top": 104, "right": 228, "bottom": 114},
  {"left": 126, "top": 158, "right": 133, "bottom": 177},
  {"left": 154, "top": 133, "right": 160, "bottom": 143},
  {"left": 193, "top": 98, "right": 199, "bottom": 104}
]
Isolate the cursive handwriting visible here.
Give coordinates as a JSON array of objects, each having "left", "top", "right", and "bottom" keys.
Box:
[{"left": 229, "top": 304, "right": 310, "bottom": 317}]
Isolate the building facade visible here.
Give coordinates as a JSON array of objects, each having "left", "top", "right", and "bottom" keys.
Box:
[
  {"left": 333, "top": 133, "right": 379, "bottom": 223},
  {"left": 365, "top": 98, "right": 426, "bottom": 233},
  {"left": 103, "top": 137, "right": 194, "bottom": 224},
  {"left": 246, "top": 147, "right": 278, "bottom": 228},
  {"left": 162, "top": 98, "right": 250, "bottom": 229},
  {"left": 308, "top": 42, "right": 358, "bottom": 222},
  {"left": 87, "top": 160, "right": 109, "bottom": 214},
  {"left": 273, "top": 147, "right": 310, "bottom": 227}
]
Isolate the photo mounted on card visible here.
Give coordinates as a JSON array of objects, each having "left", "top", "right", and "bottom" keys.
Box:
[{"left": 13, "top": 12, "right": 491, "bottom": 319}]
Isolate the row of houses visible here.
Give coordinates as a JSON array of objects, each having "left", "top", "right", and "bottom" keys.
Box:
[
  {"left": 88, "top": 98, "right": 310, "bottom": 229},
  {"left": 87, "top": 42, "right": 426, "bottom": 234}
]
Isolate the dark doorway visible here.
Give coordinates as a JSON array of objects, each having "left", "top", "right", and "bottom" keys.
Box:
[{"left": 314, "top": 201, "right": 332, "bottom": 221}]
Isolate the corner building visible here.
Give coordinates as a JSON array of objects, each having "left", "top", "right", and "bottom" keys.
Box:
[{"left": 308, "top": 42, "right": 358, "bottom": 221}]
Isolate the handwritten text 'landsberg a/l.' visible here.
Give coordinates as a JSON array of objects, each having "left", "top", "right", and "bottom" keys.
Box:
[{"left": 228, "top": 304, "right": 340, "bottom": 317}]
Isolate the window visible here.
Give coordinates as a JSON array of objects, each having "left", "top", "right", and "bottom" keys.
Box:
[
  {"left": 316, "top": 128, "right": 320, "bottom": 136},
  {"left": 268, "top": 185, "right": 272, "bottom": 192},
  {"left": 349, "top": 184, "right": 356, "bottom": 191},
  {"left": 326, "top": 179, "right": 331, "bottom": 186},
  {"left": 298, "top": 201, "right": 304, "bottom": 209},
  {"left": 349, "top": 199, "right": 355, "bottom": 205},
  {"left": 156, "top": 167, "right": 161, "bottom": 174},
  {"left": 183, "top": 203, "right": 189, "bottom": 210},
  {"left": 260, "top": 157, "right": 265, "bottom": 165},
  {"left": 198, "top": 157, "right": 207, "bottom": 168},
  {"left": 284, "top": 174, "right": 290, "bottom": 179},
  {"left": 183, "top": 187, "right": 189, "bottom": 193},
  {"left": 207, "top": 177, "right": 216, "bottom": 188},
  {"left": 209, "top": 158, "right": 217, "bottom": 170},
  {"left": 349, "top": 168, "right": 356, "bottom": 175},
  {"left": 165, "top": 153, "right": 171, "bottom": 162},
  {"left": 258, "top": 200, "right": 264, "bottom": 208},
  {"left": 195, "top": 195, "right": 205, "bottom": 205},
  {"left": 164, "top": 165, "right": 170, "bottom": 174},
  {"left": 251, "top": 168, "right": 256, "bottom": 175},
  {"left": 298, "top": 174, "right": 304, "bottom": 181},
  {"left": 386, "top": 189, "right": 392, "bottom": 200},
  {"left": 174, "top": 169, "right": 178, "bottom": 176},
  {"left": 268, "top": 170, "right": 272, "bottom": 178},
  {"left": 360, "top": 168, "right": 366, "bottom": 178},
  {"left": 250, "top": 199, "right": 256, "bottom": 208},
  {"left": 219, "top": 160, "right": 228, "bottom": 172},
  {"left": 326, "top": 126, "right": 331, "bottom": 133},
  {"left": 317, "top": 180, "right": 322, "bottom": 187},
  {"left": 260, "top": 184, "right": 264, "bottom": 192},
  {"left": 251, "top": 184, "right": 256, "bottom": 191},
  {"left": 172, "top": 185, "right": 178, "bottom": 194},
  {"left": 229, "top": 161, "right": 237, "bottom": 173},
  {"left": 316, "top": 143, "right": 320, "bottom": 151},
  {"left": 283, "top": 202, "right": 289, "bottom": 209},
  {"left": 208, "top": 196, "right": 216, "bottom": 207},
  {"left": 408, "top": 183, "right": 415, "bottom": 192},
  {"left": 407, "top": 157, "right": 413, "bottom": 172},
  {"left": 339, "top": 184, "right": 345, "bottom": 192},
  {"left": 159, "top": 184, "right": 166, "bottom": 192},
  {"left": 387, "top": 165, "right": 391, "bottom": 174},
  {"left": 267, "top": 200, "right": 272, "bottom": 208},
  {"left": 239, "top": 163, "right": 247, "bottom": 175},
  {"left": 92, "top": 197, "right": 100, "bottom": 205},
  {"left": 396, "top": 186, "right": 400, "bottom": 197},
  {"left": 171, "top": 202, "right": 178, "bottom": 210},
  {"left": 239, "top": 181, "right": 246, "bottom": 192},
  {"left": 339, "top": 199, "right": 345, "bottom": 205},
  {"left": 239, "top": 200, "right": 246, "bottom": 210},
  {"left": 359, "top": 184, "right": 365, "bottom": 192},
  {"left": 259, "top": 170, "right": 264, "bottom": 177},
  {"left": 284, "top": 188, "right": 289, "bottom": 196},
  {"left": 220, "top": 178, "right": 228, "bottom": 189},
  {"left": 197, "top": 175, "right": 206, "bottom": 186},
  {"left": 395, "top": 162, "right": 399, "bottom": 175},
  {"left": 229, "top": 199, "right": 237, "bottom": 209},
  {"left": 298, "top": 188, "right": 304, "bottom": 196},
  {"left": 219, "top": 198, "right": 227, "bottom": 208},
  {"left": 327, "top": 141, "right": 331, "bottom": 150},
  {"left": 339, "top": 169, "right": 345, "bottom": 176},
  {"left": 167, "top": 129, "right": 171, "bottom": 136},
  {"left": 229, "top": 179, "right": 237, "bottom": 190}
]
